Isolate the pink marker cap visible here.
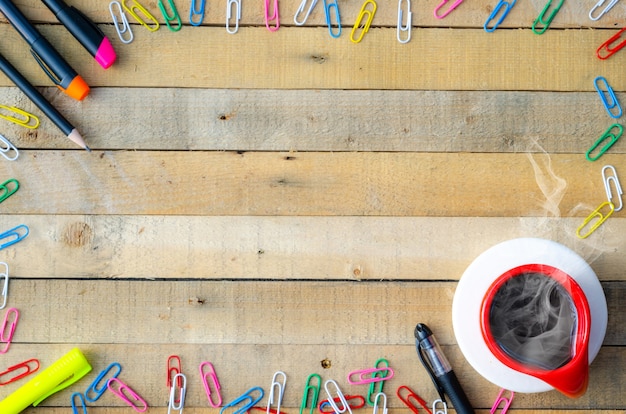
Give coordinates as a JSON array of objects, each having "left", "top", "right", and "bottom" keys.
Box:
[{"left": 95, "top": 37, "right": 116, "bottom": 69}]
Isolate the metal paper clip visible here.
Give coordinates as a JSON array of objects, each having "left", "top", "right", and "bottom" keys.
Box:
[
  {"left": 109, "top": 1, "right": 134, "bottom": 43},
  {"left": 434, "top": 0, "right": 464, "bottom": 19},
  {"left": 397, "top": 0, "right": 412, "bottom": 44},
  {"left": 190, "top": 0, "right": 206, "bottom": 25},
  {"left": 490, "top": 388, "right": 514, "bottom": 414},
  {"left": 323, "top": 0, "right": 341, "bottom": 38},
  {"left": 168, "top": 373, "right": 187, "bottom": 414},
  {"left": 348, "top": 367, "right": 394, "bottom": 385},
  {"left": 372, "top": 393, "right": 387, "bottom": 414},
  {"left": 264, "top": 0, "right": 280, "bottom": 31},
  {"left": 0, "top": 308, "right": 18, "bottom": 354},
  {"left": 267, "top": 371, "right": 287, "bottom": 414},
  {"left": 71, "top": 392, "right": 88, "bottom": 414},
  {"left": 366, "top": 359, "right": 391, "bottom": 406},
  {"left": 85, "top": 362, "right": 122, "bottom": 402},
  {"left": 577, "top": 201, "right": 615, "bottom": 239},
  {"left": 107, "top": 377, "right": 148, "bottom": 412},
  {"left": 350, "top": 0, "right": 377, "bottom": 43},
  {"left": 0, "top": 134, "right": 18, "bottom": 161},
  {"left": 590, "top": 0, "right": 620, "bottom": 20},
  {"left": 597, "top": 27, "right": 626, "bottom": 60},
  {"left": 0, "top": 262, "right": 8, "bottom": 310},
  {"left": 586, "top": 123, "right": 623, "bottom": 161},
  {"left": 226, "top": 0, "right": 242, "bottom": 34},
  {"left": 602, "top": 165, "right": 623, "bottom": 211},
  {"left": 324, "top": 379, "right": 352, "bottom": 414},
  {"left": 594, "top": 76, "right": 622, "bottom": 119},
  {"left": 319, "top": 395, "right": 366, "bottom": 413},
  {"left": 159, "top": 0, "right": 182, "bottom": 31},
  {"left": 432, "top": 399, "right": 447, "bottom": 414},
  {"left": 0, "top": 178, "right": 19, "bottom": 205},
  {"left": 167, "top": 355, "right": 182, "bottom": 389},
  {"left": 0, "top": 225, "right": 29, "bottom": 251},
  {"left": 0, "top": 105, "right": 39, "bottom": 129},
  {"left": 123, "top": 0, "right": 160, "bottom": 31},
  {"left": 396, "top": 386, "right": 432, "bottom": 414},
  {"left": 300, "top": 373, "right": 322, "bottom": 414},
  {"left": 531, "top": 0, "right": 564, "bottom": 35},
  {"left": 200, "top": 361, "right": 222, "bottom": 407},
  {"left": 484, "top": 0, "right": 517, "bottom": 33},
  {"left": 294, "top": 0, "right": 318, "bottom": 25},
  {"left": 220, "top": 386, "right": 264, "bottom": 414},
  {"left": 0, "top": 358, "right": 39, "bottom": 386}
]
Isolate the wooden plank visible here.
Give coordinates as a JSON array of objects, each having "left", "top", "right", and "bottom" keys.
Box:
[
  {"left": 1, "top": 87, "right": 621, "bottom": 153},
  {"left": 0, "top": 25, "right": 624, "bottom": 91},
  {"left": 0, "top": 215, "right": 623, "bottom": 281},
  {"left": 0, "top": 151, "right": 622, "bottom": 216}
]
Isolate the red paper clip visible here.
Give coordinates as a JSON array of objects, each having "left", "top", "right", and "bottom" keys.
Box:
[
  {"left": 167, "top": 355, "right": 183, "bottom": 388},
  {"left": 597, "top": 27, "right": 626, "bottom": 60},
  {"left": 0, "top": 358, "right": 39, "bottom": 385},
  {"left": 396, "top": 385, "right": 432, "bottom": 414},
  {"left": 0, "top": 308, "right": 19, "bottom": 354},
  {"left": 318, "top": 395, "right": 366, "bottom": 413},
  {"left": 200, "top": 361, "right": 222, "bottom": 407}
]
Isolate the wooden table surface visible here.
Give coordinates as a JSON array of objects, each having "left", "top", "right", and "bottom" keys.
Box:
[{"left": 0, "top": 0, "right": 624, "bottom": 413}]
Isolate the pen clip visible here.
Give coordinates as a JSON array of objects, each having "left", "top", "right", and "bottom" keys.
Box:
[
  {"left": 30, "top": 49, "right": 62, "bottom": 87},
  {"left": 33, "top": 362, "right": 92, "bottom": 406},
  {"left": 416, "top": 339, "right": 446, "bottom": 404}
]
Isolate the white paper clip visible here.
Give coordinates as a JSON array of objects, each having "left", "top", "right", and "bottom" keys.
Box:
[
  {"left": 0, "top": 263, "right": 8, "bottom": 310},
  {"left": 110, "top": 1, "right": 134, "bottom": 44},
  {"left": 324, "top": 380, "right": 352, "bottom": 414},
  {"left": 602, "top": 165, "right": 623, "bottom": 212},
  {"left": 267, "top": 371, "right": 286, "bottom": 414},
  {"left": 397, "top": 0, "right": 412, "bottom": 43},
  {"left": 168, "top": 373, "right": 186, "bottom": 414},
  {"left": 372, "top": 393, "right": 387, "bottom": 414},
  {"left": 0, "top": 134, "right": 19, "bottom": 161},
  {"left": 432, "top": 399, "right": 447, "bottom": 414},
  {"left": 294, "top": 0, "right": 318, "bottom": 25},
  {"left": 589, "top": 0, "right": 620, "bottom": 21},
  {"left": 226, "top": 0, "right": 242, "bottom": 34}
]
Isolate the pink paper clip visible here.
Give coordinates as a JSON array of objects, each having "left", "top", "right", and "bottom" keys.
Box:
[
  {"left": 107, "top": 377, "right": 148, "bottom": 412},
  {"left": 0, "top": 307, "right": 19, "bottom": 354},
  {"left": 490, "top": 389, "right": 514, "bottom": 414},
  {"left": 200, "top": 361, "right": 222, "bottom": 407},
  {"left": 434, "top": 0, "right": 464, "bottom": 19},
  {"left": 597, "top": 27, "right": 626, "bottom": 60},
  {"left": 347, "top": 367, "right": 394, "bottom": 385},
  {"left": 396, "top": 385, "right": 432, "bottom": 414},
  {"left": 264, "top": 0, "right": 279, "bottom": 31}
]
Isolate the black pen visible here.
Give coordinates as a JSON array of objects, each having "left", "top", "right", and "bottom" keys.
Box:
[
  {"left": 0, "top": 0, "right": 89, "bottom": 101},
  {"left": 0, "top": 52, "right": 90, "bottom": 151},
  {"left": 42, "top": 0, "right": 116, "bottom": 69},
  {"left": 415, "top": 323, "right": 475, "bottom": 414}
]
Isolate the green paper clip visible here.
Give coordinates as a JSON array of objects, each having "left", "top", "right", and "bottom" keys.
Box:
[
  {"left": 367, "top": 358, "right": 390, "bottom": 406},
  {"left": 0, "top": 179, "right": 19, "bottom": 204},
  {"left": 158, "top": 0, "right": 182, "bottom": 31},
  {"left": 300, "top": 373, "right": 322, "bottom": 414},
  {"left": 532, "top": 0, "right": 564, "bottom": 35},
  {"left": 586, "top": 123, "right": 623, "bottom": 161}
]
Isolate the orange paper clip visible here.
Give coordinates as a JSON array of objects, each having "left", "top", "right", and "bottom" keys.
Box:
[
  {"left": 396, "top": 385, "right": 432, "bottom": 414},
  {"left": 0, "top": 358, "right": 39, "bottom": 386}
]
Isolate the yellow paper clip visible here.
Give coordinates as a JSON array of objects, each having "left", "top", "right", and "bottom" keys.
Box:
[
  {"left": 576, "top": 201, "right": 615, "bottom": 239},
  {"left": 0, "top": 105, "right": 39, "bottom": 129},
  {"left": 350, "top": 0, "right": 377, "bottom": 43},
  {"left": 122, "top": 0, "right": 160, "bottom": 32}
]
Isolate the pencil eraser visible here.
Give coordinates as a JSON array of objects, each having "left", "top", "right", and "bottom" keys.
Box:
[{"left": 95, "top": 37, "right": 116, "bottom": 69}]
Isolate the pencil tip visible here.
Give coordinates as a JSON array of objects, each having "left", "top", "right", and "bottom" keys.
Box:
[{"left": 85, "top": 145, "right": 92, "bottom": 152}]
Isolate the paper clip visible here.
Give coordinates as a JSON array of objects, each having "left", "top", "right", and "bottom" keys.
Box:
[
  {"left": 397, "top": 0, "right": 411, "bottom": 44},
  {"left": 0, "top": 358, "right": 39, "bottom": 386},
  {"left": 490, "top": 388, "right": 514, "bottom": 414},
  {"left": 0, "top": 134, "right": 19, "bottom": 162},
  {"left": 348, "top": 367, "right": 394, "bottom": 386},
  {"left": 159, "top": 0, "right": 182, "bottom": 31},
  {"left": 85, "top": 362, "right": 122, "bottom": 402},
  {"left": 294, "top": 0, "right": 318, "bottom": 25},
  {"left": 586, "top": 123, "right": 623, "bottom": 161},
  {"left": 167, "top": 355, "right": 182, "bottom": 389},
  {"left": 71, "top": 392, "right": 88, "bottom": 414},
  {"left": 350, "top": 0, "right": 377, "bottom": 44},
  {"left": 602, "top": 165, "right": 623, "bottom": 212},
  {"left": 484, "top": 0, "right": 517, "bottom": 33},
  {"left": 0, "top": 308, "right": 18, "bottom": 354},
  {"left": 267, "top": 371, "right": 287, "bottom": 414},
  {"left": 0, "top": 178, "right": 19, "bottom": 205},
  {"left": 432, "top": 399, "right": 447, "bottom": 414},
  {"left": 597, "top": 27, "right": 626, "bottom": 60},
  {"left": 109, "top": 1, "right": 134, "bottom": 43},
  {"left": 123, "top": 0, "right": 160, "bottom": 31},
  {"left": 323, "top": 379, "right": 352, "bottom": 414},
  {"left": 589, "top": 0, "right": 620, "bottom": 20},
  {"left": 226, "top": 0, "right": 242, "bottom": 34},
  {"left": 366, "top": 359, "right": 391, "bottom": 406},
  {"left": 190, "top": 0, "right": 206, "bottom": 25},
  {"left": 594, "top": 76, "right": 622, "bottom": 119},
  {"left": 0, "top": 262, "right": 8, "bottom": 310},
  {"left": 396, "top": 386, "right": 432, "bottom": 414},
  {"left": 264, "top": 0, "right": 280, "bottom": 31},
  {"left": 0, "top": 105, "right": 39, "bottom": 129},
  {"left": 323, "top": 0, "right": 341, "bottom": 38},
  {"left": 107, "top": 377, "right": 148, "bottom": 412},
  {"left": 0, "top": 225, "right": 29, "bottom": 251},
  {"left": 168, "top": 373, "right": 187, "bottom": 414},
  {"left": 372, "top": 393, "right": 387, "bottom": 414},
  {"left": 319, "top": 395, "right": 365, "bottom": 413},
  {"left": 576, "top": 201, "right": 615, "bottom": 239},
  {"left": 219, "top": 386, "right": 264, "bottom": 414},
  {"left": 434, "top": 0, "right": 464, "bottom": 19},
  {"left": 531, "top": 0, "right": 564, "bottom": 35},
  {"left": 300, "top": 373, "right": 322, "bottom": 414},
  {"left": 200, "top": 361, "right": 222, "bottom": 407}
]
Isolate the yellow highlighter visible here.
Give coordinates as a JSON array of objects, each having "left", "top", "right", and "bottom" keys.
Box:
[{"left": 0, "top": 347, "right": 92, "bottom": 414}]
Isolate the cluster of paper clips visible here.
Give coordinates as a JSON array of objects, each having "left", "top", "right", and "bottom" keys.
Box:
[
  {"left": 0, "top": 104, "right": 40, "bottom": 162},
  {"left": 577, "top": 165, "right": 623, "bottom": 239}
]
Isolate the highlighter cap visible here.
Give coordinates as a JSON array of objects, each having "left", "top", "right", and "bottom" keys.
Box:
[
  {"left": 95, "top": 37, "right": 117, "bottom": 69},
  {"left": 61, "top": 75, "right": 90, "bottom": 101}
]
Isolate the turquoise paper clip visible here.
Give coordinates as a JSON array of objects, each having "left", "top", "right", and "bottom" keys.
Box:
[
  {"left": 190, "top": 0, "right": 206, "bottom": 25},
  {"left": 324, "top": 0, "right": 341, "bottom": 38},
  {"left": 0, "top": 179, "right": 19, "bottom": 205},
  {"left": 220, "top": 386, "right": 264, "bottom": 414},
  {"left": 532, "top": 0, "right": 564, "bottom": 35},
  {"left": 594, "top": 76, "right": 622, "bottom": 119},
  {"left": 300, "top": 373, "right": 321, "bottom": 414},
  {"left": 85, "top": 362, "right": 122, "bottom": 402},
  {"left": 0, "top": 225, "right": 28, "bottom": 251},
  {"left": 484, "top": 0, "right": 517, "bottom": 32},
  {"left": 71, "top": 392, "right": 88, "bottom": 414},
  {"left": 158, "top": 0, "right": 182, "bottom": 31},
  {"left": 586, "top": 123, "right": 623, "bottom": 161}
]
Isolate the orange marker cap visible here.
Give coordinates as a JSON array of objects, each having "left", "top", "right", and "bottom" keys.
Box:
[{"left": 60, "top": 75, "right": 90, "bottom": 101}]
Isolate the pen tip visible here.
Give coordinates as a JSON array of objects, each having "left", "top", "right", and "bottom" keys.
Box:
[{"left": 414, "top": 323, "right": 431, "bottom": 340}]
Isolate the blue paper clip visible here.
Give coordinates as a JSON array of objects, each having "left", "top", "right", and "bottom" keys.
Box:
[
  {"left": 323, "top": 0, "right": 341, "bottom": 38},
  {"left": 71, "top": 392, "right": 88, "bottom": 414},
  {"left": 0, "top": 179, "right": 19, "bottom": 205},
  {"left": 220, "top": 386, "right": 264, "bottom": 414},
  {"left": 85, "top": 362, "right": 122, "bottom": 402},
  {"left": 484, "top": 0, "right": 517, "bottom": 32},
  {"left": 158, "top": 0, "right": 182, "bottom": 31},
  {"left": 190, "top": 0, "right": 206, "bottom": 26},
  {"left": 594, "top": 76, "right": 622, "bottom": 119},
  {"left": 531, "top": 0, "right": 564, "bottom": 35},
  {"left": 0, "top": 225, "right": 29, "bottom": 251},
  {"left": 586, "top": 123, "right": 623, "bottom": 162}
]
